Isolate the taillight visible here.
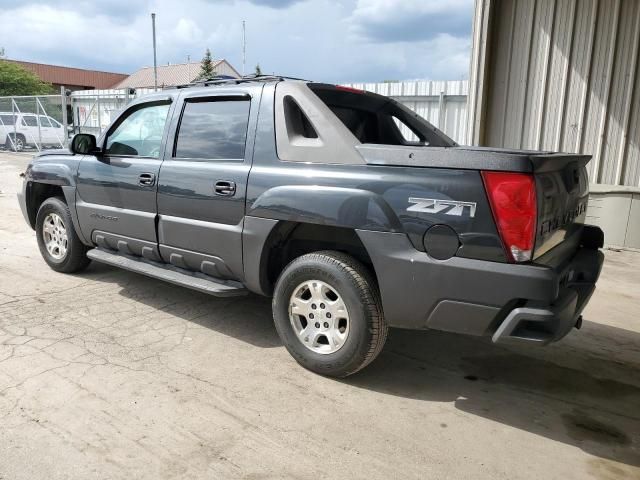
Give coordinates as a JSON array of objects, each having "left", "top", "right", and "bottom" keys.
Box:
[{"left": 481, "top": 171, "right": 537, "bottom": 263}]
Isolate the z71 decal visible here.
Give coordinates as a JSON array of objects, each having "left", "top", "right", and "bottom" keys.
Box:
[{"left": 407, "top": 197, "right": 477, "bottom": 218}]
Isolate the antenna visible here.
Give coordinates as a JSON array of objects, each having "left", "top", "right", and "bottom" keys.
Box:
[{"left": 242, "top": 20, "right": 246, "bottom": 77}]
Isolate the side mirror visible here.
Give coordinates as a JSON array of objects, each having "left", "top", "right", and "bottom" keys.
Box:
[{"left": 70, "top": 133, "right": 99, "bottom": 155}]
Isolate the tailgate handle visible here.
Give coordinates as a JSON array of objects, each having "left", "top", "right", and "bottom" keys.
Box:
[{"left": 562, "top": 162, "right": 580, "bottom": 193}]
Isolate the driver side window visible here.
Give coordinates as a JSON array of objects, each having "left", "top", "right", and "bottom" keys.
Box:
[{"left": 105, "top": 102, "right": 170, "bottom": 158}]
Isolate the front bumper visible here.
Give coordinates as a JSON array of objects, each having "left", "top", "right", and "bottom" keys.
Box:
[
  {"left": 17, "top": 177, "right": 31, "bottom": 227},
  {"left": 357, "top": 226, "right": 604, "bottom": 345}
]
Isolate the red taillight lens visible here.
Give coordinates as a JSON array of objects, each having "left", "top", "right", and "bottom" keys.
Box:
[{"left": 481, "top": 171, "right": 537, "bottom": 263}]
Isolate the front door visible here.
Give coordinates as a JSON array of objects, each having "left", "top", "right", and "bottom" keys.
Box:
[
  {"left": 76, "top": 99, "right": 173, "bottom": 259},
  {"left": 156, "top": 89, "right": 259, "bottom": 280}
]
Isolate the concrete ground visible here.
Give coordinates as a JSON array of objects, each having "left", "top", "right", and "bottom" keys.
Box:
[{"left": 0, "top": 151, "right": 639, "bottom": 480}]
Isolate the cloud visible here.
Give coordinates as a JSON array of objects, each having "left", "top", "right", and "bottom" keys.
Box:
[
  {"left": 0, "top": 0, "right": 473, "bottom": 82},
  {"left": 245, "top": 0, "right": 304, "bottom": 7},
  {"left": 349, "top": 0, "right": 473, "bottom": 42}
]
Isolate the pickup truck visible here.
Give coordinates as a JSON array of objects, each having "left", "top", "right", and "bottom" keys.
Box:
[{"left": 17, "top": 76, "right": 604, "bottom": 377}]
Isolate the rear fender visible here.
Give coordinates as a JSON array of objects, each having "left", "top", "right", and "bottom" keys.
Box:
[{"left": 248, "top": 185, "right": 403, "bottom": 232}]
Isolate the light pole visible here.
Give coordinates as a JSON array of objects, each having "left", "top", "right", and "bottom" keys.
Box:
[
  {"left": 151, "top": 13, "right": 158, "bottom": 90},
  {"left": 242, "top": 20, "right": 246, "bottom": 77}
]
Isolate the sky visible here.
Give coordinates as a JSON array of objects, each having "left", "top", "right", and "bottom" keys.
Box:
[{"left": 0, "top": 0, "right": 474, "bottom": 84}]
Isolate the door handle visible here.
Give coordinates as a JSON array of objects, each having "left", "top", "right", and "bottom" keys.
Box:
[
  {"left": 214, "top": 180, "right": 236, "bottom": 196},
  {"left": 138, "top": 172, "right": 156, "bottom": 187}
]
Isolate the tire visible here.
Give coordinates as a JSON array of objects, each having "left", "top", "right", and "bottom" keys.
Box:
[
  {"left": 5, "top": 134, "right": 25, "bottom": 152},
  {"left": 272, "top": 251, "right": 388, "bottom": 377},
  {"left": 35, "top": 196, "right": 91, "bottom": 273}
]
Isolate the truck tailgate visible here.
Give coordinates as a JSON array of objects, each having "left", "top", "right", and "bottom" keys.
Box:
[{"left": 531, "top": 154, "right": 590, "bottom": 262}]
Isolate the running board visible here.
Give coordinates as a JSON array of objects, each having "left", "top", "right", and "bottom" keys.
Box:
[{"left": 87, "top": 248, "right": 248, "bottom": 297}]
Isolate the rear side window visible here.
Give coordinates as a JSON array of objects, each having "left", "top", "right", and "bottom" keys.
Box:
[
  {"left": 174, "top": 98, "right": 250, "bottom": 160},
  {"left": 23, "top": 116, "right": 38, "bottom": 127},
  {"left": 39, "top": 116, "right": 52, "bottom": 127},
  {"left": 0, "top": 114, "right": 16, "bottom": 126}
]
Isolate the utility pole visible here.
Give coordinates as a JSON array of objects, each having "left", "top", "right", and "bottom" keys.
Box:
[
  {"left": 151, "top": 13, "right": 158, "bottom": 90},
  {"left": 242, "top": 20, "right": 246, "bottom": 77},
  {"left": 187, "top": 54, "right": 191, "bottom": 82}
]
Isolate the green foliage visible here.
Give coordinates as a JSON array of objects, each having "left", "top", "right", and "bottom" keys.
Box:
[
  {"left": 254, "top": 63, "right": 262, "bottom": 76},
  {"left": 0, "top": 60, "right": 53, "bottom": 96},
  {"left": 198, "top": 48, "right": 215, "bottom": 80}
]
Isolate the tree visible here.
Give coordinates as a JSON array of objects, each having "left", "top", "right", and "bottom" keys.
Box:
[
  {"left": 198, "top": 48, "right": 215, "bottom": 80},
  {"left": 0, "top": 60, "right": 53, "bottom": 96},
  {"left": 254, "top": 63, "right": 262, "bottom": 76}
]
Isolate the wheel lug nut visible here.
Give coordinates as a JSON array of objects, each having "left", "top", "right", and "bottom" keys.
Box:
[
  {"left": 314, "top": 322, "right": 320, "bottom": 328},
  {"left": 309, "top": 313, "right": 314, "bottom": 319},
  {"left": 326, "top": 313, "right": 332, "bottom": 318},
  {"left": 320, "top": 303, "right": 325, "bottom": 309},
  {"left": 323, "top": 322, "right": 329, "bottom": 328}
]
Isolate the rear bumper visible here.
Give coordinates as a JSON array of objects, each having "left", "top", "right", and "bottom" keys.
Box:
[
  {"left": 491, "top": 247, "right": 603, "bottom": 344},
  {"left": 356, "top": 226, "right": 604, "bottom": 344}
]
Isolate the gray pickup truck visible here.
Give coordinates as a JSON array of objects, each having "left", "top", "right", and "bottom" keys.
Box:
[{"left": 18, "top": 76, "right": 604, "bottom": 377}]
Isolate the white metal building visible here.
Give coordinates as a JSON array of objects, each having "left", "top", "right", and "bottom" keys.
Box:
[{"left": 468, "top": 0, "right": 640, "bottom": 249}]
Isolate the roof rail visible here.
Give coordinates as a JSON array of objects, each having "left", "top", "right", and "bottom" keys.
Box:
[{"left": 172, "top": 74, "right": 310, "bottom": 89}]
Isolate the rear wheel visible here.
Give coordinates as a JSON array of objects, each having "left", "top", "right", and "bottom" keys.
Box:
[
  {"left": 272, "top": 251, "right": 387, "bottom": 377},
  {"left": 6, "top": 134, "right": 25, "bottom": 152},
  {"left": 35, "top": 197, "right": 90, "bottom": 273}
]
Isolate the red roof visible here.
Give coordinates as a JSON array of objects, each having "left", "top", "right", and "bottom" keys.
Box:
[{"left": 4, "top": 59, "right": 128, "bottom": 89}]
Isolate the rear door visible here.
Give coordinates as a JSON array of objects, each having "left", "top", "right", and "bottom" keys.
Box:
[
  {"left": 156, "top": 87, "right": 259, "bottom": 281},
  {"left": 75, "top": 99, "right": 173, "bottom": 259},
  {"left": 37, "top": 116, "right": 55, "bottom": 145}
]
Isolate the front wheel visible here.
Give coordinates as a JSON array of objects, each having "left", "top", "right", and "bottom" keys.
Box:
[
  {"left": 272, "top": 251, "right": 388, "bottom": 377},
  {"left": 35, "top": 197, "right": 91, "bottom": 273}
]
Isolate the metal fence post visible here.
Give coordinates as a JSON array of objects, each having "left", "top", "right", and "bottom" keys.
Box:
[
  {"left": 61, "top": 86, "right": 68, "bottom": 146},
  {"left": 438, "top": 91, "right": 446, "bottom": 130},
  {"left": 36, "top": 97, "right": 42, "bottom": 149},
  {"left": 11, "top": 98, "right": 17, "bottom": 151},
  {"left": 96, "top": 94, "right": 101, "bottom": 131}
]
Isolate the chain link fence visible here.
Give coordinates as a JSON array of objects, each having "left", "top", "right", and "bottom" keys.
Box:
[
  {"left": 0, "top": 88, "right": 153, "bottom": 152},
  {"left": 0, "top": 94, "right": 68, "bottom": 152}
]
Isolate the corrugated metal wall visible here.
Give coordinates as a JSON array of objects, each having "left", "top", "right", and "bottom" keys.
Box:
[
  {"left": 343, "top": 81, "right": 469, "bottom": 144},
  {"left": 471, "top": 0, "right": 640, "bottom": 186}
]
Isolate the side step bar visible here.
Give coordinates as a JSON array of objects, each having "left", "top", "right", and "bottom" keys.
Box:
[{"left": 87, "top": 248, "right": 248, "bottom": 297}]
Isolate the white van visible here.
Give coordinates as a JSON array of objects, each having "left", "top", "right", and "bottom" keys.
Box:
[{"left": 0, "top": 112, "right": 66, "bottom": 151}]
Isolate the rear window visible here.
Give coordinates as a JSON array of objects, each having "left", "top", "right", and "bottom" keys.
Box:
[
  {"left": 174, "top": 98, "right": 250, "bottom": 160},
  {"left": 308, "top": 84, "right": 453, "bottom": 147}
]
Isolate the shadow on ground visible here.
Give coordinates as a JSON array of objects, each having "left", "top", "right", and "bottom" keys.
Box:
[{"left": 83, "top": 262, "right": 640, "bottom": 469}]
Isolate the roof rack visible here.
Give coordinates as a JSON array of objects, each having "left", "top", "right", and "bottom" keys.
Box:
[{"left": 172, "top": 74, "right": 310, "bottom": 89}]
